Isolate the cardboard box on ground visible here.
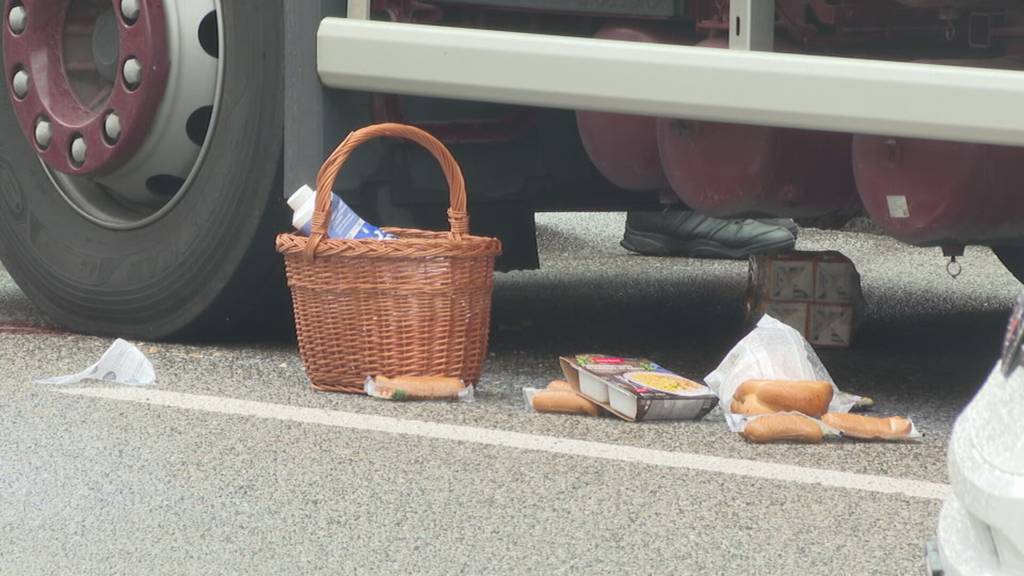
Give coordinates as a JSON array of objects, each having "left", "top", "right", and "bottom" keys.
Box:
[
  {"left": 746, "top": 251, "right": 866, "bottom": 348},
  {"left": 557, "top": 355, "right": 717, "bottom": 422}
]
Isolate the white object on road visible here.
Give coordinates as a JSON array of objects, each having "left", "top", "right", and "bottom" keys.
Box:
[
  {"left": 36, "top": 339, "right": 155, "bottom": 386},
  {"left": 935, "top": 362, "right": 1024, "bottom": 575},
  {"left": 705, "top": 315, "right": 860, "bottom": 432}
]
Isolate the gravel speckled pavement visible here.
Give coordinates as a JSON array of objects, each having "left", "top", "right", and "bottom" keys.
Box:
[{"left": 1, "top": 213, "right": 1018, "bottom": 575}]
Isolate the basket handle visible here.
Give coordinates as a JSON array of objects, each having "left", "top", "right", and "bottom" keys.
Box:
[{"left": 305, "top": 123, "right": 469, "bottom": 260}]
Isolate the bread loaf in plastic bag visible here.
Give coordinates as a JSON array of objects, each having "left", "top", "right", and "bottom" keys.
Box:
[{"left": 705, "top": 315, "right": 861, "bottom": 432}]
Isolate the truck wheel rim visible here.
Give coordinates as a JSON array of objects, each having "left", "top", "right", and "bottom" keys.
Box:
[{"left": 2, "top": 0, "right": 222, "bottom": 229}]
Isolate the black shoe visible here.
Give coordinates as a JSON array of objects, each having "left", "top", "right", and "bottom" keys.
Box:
[
  {"left": 621, "top": 210, "right": 796, "bottom": 259},
  {"left": 759, "top": 218, "right": 799, "bottom": 239}
]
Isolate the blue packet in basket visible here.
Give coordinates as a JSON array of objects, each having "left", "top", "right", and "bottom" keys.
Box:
[{"left": 287, "top": 185, "right": 395, "bottom": 240}]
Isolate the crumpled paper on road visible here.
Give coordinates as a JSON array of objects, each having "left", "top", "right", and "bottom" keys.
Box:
[
  {"left": 36, "top": 339, "right": 155, "bottom": 386},
  {"left": 705, "top": 315, "right": 861, "bottom": 432}
]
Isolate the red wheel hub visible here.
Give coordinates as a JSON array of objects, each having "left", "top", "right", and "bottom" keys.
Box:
[{"left": 2, "top": 0, "right": 169, "bottom": 175}]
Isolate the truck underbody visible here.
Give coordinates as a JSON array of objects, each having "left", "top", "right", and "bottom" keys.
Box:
[
  {"left": 2, "top": 0, "right": 1024, "bottom": 336},
  {"left": 295, "top": 0, "right": 1024, "bottom": 265}
]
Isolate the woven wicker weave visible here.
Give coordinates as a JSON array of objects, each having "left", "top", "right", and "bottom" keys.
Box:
[{"left": 276, "top": 124, "right": 502, "bottom": 393}]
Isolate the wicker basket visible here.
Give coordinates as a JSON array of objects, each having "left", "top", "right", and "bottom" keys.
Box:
[{"left": 276, "top": 124, "right": 502, "bottom": 393}]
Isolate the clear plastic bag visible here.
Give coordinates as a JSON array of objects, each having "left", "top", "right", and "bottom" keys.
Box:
[{"left": 705, "top": 315, "right": 861, "bottom": 432}]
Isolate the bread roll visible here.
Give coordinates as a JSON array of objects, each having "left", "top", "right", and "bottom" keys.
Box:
[
  {"left": 546, "top": 380, "right": 575, "bottom": 393},
  {"left": 731, "top": 379, "right": 833, "bottom": 418},
  {"left": 740, "top": 413, "right": 824, "bottom": 444},
  {"left": 373, "top": 375, "right": 466, "bottom": 399},
  {"left": 822, "top": 413, "right": 913, "bottom": 440},
  {"left": 532, "top": 390, "right": 601, "bottom": 417}
]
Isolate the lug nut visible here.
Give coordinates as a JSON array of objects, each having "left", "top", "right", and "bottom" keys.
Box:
[
  {"left": 120, "top": 0, "right": 139, "bottom": 24},
  {"left": 8, "top": 4, "right": 26, "bottom": 35},
  {"left": 122, "top": 58, "right": 142, "bottom": 89},
  {"left": 12, "top": 68, "right": 29, "bottom": 99},
  {"left": 70, "top": 136, "right": 88, "bottom": 166},
  {"left": 34, "top": 119, "right": 52, "bottom": 149},
  {"left": 104, "top": 113, "right": 122, "bottom": 143}
]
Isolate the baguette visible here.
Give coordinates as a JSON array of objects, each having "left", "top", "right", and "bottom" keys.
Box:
[
  {"left": 372, "top": 375, "right": 467, "bottom": 400},
  {"left": 531, "top": 390, "right": 601, "bottom": 417},
  {"left": 822, "top": 413, "right": 913, "bottom": 440},
  {"left": 546, "top": 380, "right": 575, "bottom": 393},
  {"left": 731, "top": 379, "right": 833, "bottom": 418},
  {"left": 740, "top": 413, "right": 824, "bottom": 444}
]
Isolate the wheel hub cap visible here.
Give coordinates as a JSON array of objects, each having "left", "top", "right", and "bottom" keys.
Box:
[
  {"left": 2, "top": 0, "right": 220, "bottom": 229},
  {"left": 2, "top": 0, "right": 170, "bottom": 175}
]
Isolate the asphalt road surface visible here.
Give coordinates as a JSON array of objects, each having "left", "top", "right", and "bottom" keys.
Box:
[{"left": 1, "top": 213, "right": 1019, "bottom": 575}]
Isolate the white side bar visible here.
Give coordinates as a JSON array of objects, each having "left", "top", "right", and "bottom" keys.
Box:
[
  {"left": 730, "top": 0, "right": 774, "bottom": 51},
  {"left": 317, "top": 19, "right": 1024, "bottom": 146},
  {"left": 346, "top": 0, "right": 371, "bottom": 20}
]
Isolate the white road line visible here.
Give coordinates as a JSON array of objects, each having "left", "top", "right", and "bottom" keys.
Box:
[{"left": 59, "top": 387, "right": 951, "bottom": 501}]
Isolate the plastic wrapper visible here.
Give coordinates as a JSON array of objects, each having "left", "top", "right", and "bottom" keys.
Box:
[
  {"left": 364, "top": 376, "right": 473, "bottom": 402},
  {"left": 523, "top": 387, "right": 543, "bottom": 412},
  {"left": 820, "top": 413, "right": 922, "bottom": 441},
  {"left": 35, "top": 339, "right": 155, "bottom": 386},
  {"left": 740, "top": 412, "right": 828, "bottom": 444},
  {"left": 739, "top": 411, "right": 921, "bottom": 443},
  {"left": 705, "top": 315, "right": 861, "bottom": 432}
]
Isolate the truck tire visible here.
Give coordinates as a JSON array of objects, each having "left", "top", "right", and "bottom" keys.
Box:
[{"left": 0, "top": 0, "right": 288, "bottom": 339}]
